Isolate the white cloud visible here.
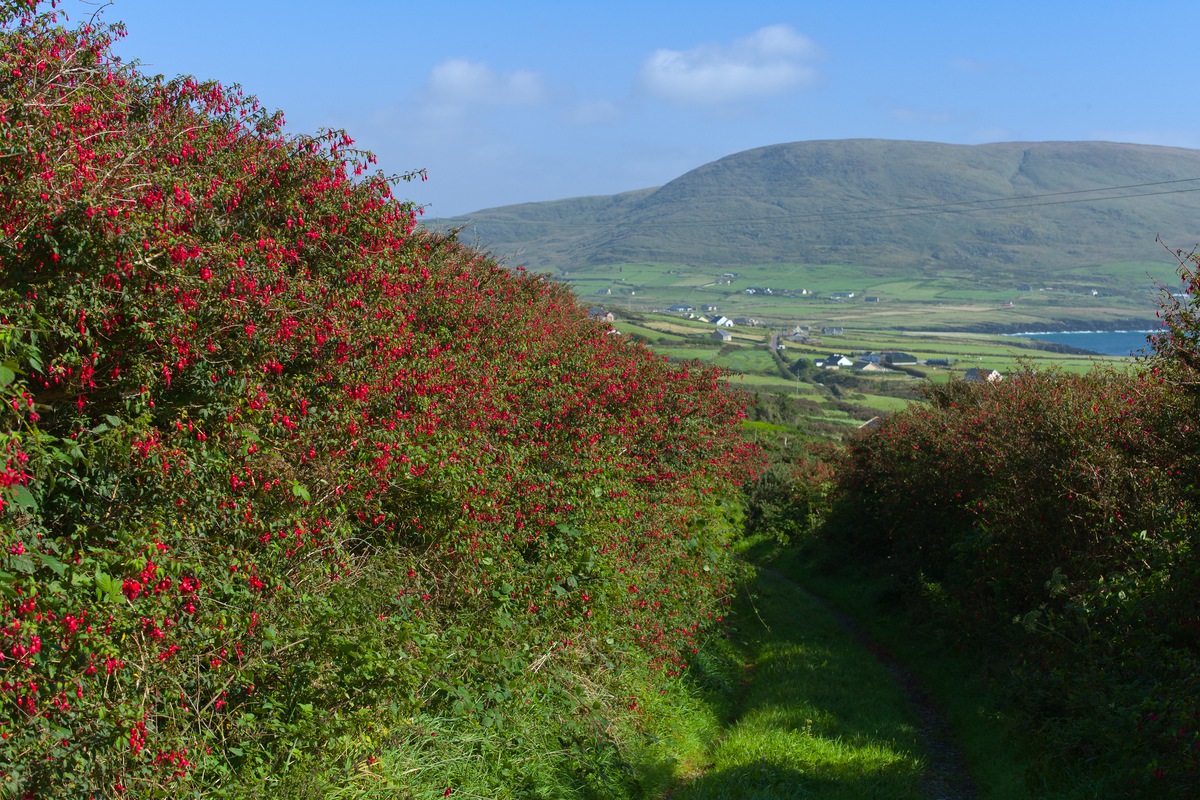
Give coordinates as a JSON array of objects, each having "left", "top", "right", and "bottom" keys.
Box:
[
  {"left": 950, "top": 56, "right": 987, "bottom": 73},
  {"left": 563, "top": 99, "right": 622, "bottom": 127},
  {"left": 949, "top": 56, "right": 1031, "bottom": 76},
  {"left": 639, "top": 24, "right": 822, "bottom": 106},
  {"left": 888, "top": 106, "right": 956, "bottom": 125},
  {"left": 1088, "top": 129, "right": 1200, "bottom": 149},
  {"left": 966, "top": 125, "right": 1013, "bottom": 143},
  {"left": 422, "top": 58, "right": 548, "bottom": 111}
]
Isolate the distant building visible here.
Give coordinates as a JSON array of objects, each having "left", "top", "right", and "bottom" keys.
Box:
[
  {"left": 667, "top": 304, "right": 694, "bottom": 313},
  {"left": 820, "top": 354, "right": 853, "bottom": 369},
  {"left": 711, "top": 329, "right": 733, "bottom": 343},
  {"left": 962, "top": 368, "right": 1003, "bottom": 383},
  {"left": 821, "top": 326, "right": 844, "bottom": 336},
  {"left": 882, "top": 352, "right": 918, "bottom": 366},
  {"left": 864, "top": 296, "right": 880, "bottom": 303},
  {"left": 587, "top": 308, "right": 615, "bottom": 323}
]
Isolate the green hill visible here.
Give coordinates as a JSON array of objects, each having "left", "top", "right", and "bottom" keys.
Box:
[{"left": 433, "top": 139, "right": 1200, "bottom": 276}]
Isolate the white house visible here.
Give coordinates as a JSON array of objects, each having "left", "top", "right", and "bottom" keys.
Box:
[{"left": 962, "top": 368, "right": 1003, "bottom": 383}]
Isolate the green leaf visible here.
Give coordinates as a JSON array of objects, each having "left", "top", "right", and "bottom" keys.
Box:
[
  {"left": 0, "top": 364, "right": 14, "bottom": 387},
  {"left": 39, "top": 553, "right": 66, "bottom": 577},
  {"left": 8, "top": 555, "right": 34, "bottom": 574},
  {"left": 7, "top": 484, "right": 35, "bottom": 512},
  {"left": 289, "top": 481, "right": 311, "bottom": 502},
  {"left": 94, "top": 570, "right": 121, "bottom": 603}
]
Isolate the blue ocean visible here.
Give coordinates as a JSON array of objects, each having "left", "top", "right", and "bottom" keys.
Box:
[{"left": 1010, "top": 330, "right": 1160, "bottom": 357}]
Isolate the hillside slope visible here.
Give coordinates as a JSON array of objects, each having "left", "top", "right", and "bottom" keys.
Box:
[{"left": 434, "top": 139, "right": 1200, "bottom": 274}]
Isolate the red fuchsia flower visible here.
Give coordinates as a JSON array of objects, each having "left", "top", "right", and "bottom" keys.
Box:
[
  {"left": 128, "top": 720, "right": 147, "bottom": 755},
  {"left": 121, "top": 579, "right": 142, "bottom": 601}
]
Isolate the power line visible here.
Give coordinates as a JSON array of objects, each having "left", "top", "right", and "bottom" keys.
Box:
[{"left": 424, "top": 175, "right": 1200, "bottom": 231}]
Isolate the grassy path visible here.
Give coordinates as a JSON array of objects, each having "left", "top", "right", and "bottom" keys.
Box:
[{"left": 663, "top": 566, "right": 973, "bottom": 800}]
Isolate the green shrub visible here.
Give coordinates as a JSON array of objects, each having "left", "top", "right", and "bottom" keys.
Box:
[
  {"left": 0, "top": 4, "right": 759, "bottom": 795},
  {"left": 823, "top": 364, "right": 1199, "bottom": 795}
]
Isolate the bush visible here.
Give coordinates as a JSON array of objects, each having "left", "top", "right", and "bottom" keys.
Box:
[
  {"left": 823, "top": 364, "right": 1200, "bottom": 794},
  {"left": 743, "top": 442, "right": 836, "bottom": 546},
  {"left": 0, "top": 4, "right": 759, "bottom": 795}
]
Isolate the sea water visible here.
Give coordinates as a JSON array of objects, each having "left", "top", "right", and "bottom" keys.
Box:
[{"left": 1010, "top": 330, "right": 1160, "bottom": 357}]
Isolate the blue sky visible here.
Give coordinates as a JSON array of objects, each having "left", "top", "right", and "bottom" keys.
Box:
[{"left": 62, "top": 0, "right": 1200, "bottom": 217}]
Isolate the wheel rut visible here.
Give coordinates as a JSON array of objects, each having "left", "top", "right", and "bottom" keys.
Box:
[{"left": 762, "top": 567, "right": 978, "bottom": 800}]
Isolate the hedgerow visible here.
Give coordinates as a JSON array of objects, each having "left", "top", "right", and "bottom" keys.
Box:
[
  {"left": 823, "top": 362, "right": 1199, "bottom": 796},
  {"left": 0, "top": 2, "right": 760, "bottom": 796}
]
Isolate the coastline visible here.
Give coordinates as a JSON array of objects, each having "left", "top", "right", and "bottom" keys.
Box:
[{"left": 1005, "top": 329, "right": 1157, "bottom": 358}]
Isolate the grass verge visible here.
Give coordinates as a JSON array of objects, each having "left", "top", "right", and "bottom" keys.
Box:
[
  {"left": 758, "top": 541, "right": 1051, "bottom": 799},
  {"left": 664, "top": 562, "right": 927, "bottom": 799}
]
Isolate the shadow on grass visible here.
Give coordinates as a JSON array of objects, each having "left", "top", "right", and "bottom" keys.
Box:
[
  {"left": 673, "top": 757, "right": 921, "bottom": 800},
  {"left": 662, "top": 568, "right": 927, "bottom": 800}
]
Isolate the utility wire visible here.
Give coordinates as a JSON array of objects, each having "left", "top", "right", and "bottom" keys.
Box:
[{"left": 425, "top": 175, "right": 1200, "bottom": 230}]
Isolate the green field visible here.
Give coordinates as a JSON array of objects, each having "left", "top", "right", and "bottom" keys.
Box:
[
  {"left": 579, "top": 259, "right": 1168, "bottom": 336},
  {"left": 612, "top": 311, "right": 1138, "bottom": 434}
]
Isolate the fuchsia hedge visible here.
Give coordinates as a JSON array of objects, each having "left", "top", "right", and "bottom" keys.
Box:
[{"left": 0, "top": 3, "right": 760, "bottom": 795}]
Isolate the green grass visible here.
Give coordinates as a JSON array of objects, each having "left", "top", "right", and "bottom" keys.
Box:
[
  {"left": 665, "top": 568, "right": 927, "bottom": 799},
  {"left": 758, "top": 544, "right": 1049, "bottom": 800},
  {"left": 576, "top": 257, "right": 1166, "bottom": 333},
  {"left": 713, "top": 347, "right": 778, "bottom": 375},
  {"left": 611, "top": 309, "right": 1142, "bottom": 442}
]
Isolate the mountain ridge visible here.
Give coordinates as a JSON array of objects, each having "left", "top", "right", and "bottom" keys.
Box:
[{"left": 430, "top": 139, "right": 1200, "bottom": 276}]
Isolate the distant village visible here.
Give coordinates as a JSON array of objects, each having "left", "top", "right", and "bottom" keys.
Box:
[{"left": 587, "top": 305, "right": 1004, "bottom": 383}]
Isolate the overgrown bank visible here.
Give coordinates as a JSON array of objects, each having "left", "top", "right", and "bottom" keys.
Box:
[
  {"left": 754, "top": 311, "right": 1200, "bottom": 796},
  {"left": 0, "top": 5, "right": 758, "bottom": 796}
]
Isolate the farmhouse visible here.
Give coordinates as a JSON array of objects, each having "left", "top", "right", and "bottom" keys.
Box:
[
  {"left": 821, "top": 326, "right": 844, "bottom": 336},
  {"left": 963, "top": 367, "right": 1003, "bottom": 383},
  {"left": 711, "top": 329, "right": 733, "bottom": 343},
  {"left": 587, "top": 308, "right": 615, "bottom": 323},
  {"left": 819, "top": 354, "right": 854, "bottom": 369}
]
